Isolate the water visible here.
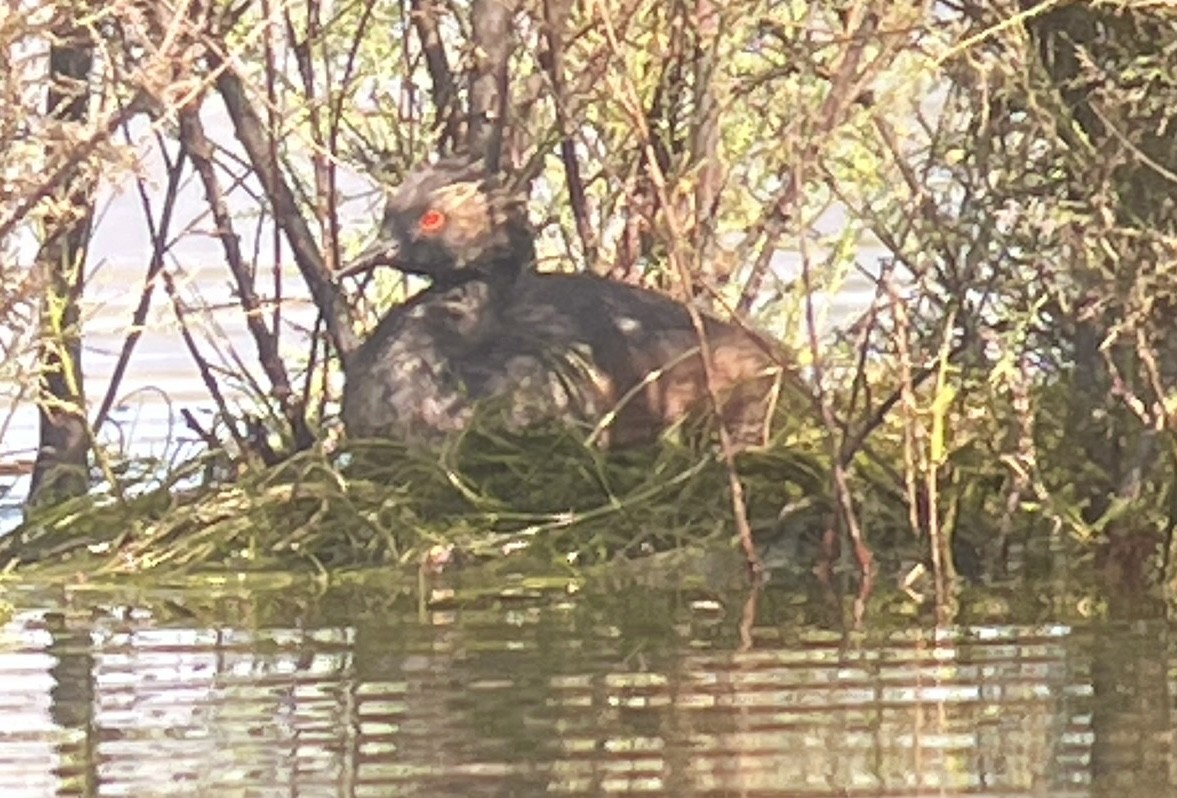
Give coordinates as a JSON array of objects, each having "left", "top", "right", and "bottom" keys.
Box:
[{"left": 0, "top": 569, "right": 1171, "bottom": 797}]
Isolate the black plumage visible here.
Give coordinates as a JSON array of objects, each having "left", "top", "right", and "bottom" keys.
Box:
[{"left": 340, "top": 159, "right": 786, "bottom": 447}]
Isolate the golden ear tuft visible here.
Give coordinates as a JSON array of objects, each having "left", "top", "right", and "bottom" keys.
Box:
[
  {"left": 433, "top": 180, "right": 485, "bottom": 213},
  {"left": 432, "top": 180, "right": 490, "bottom": 239}
]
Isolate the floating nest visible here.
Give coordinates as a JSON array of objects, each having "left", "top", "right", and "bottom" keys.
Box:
[{"left": 0, "top": 407, "right": 844, "bottom": 578}]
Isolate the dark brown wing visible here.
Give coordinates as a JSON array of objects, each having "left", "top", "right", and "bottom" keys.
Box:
[{"left": 507, "top": 273, "right": 785, "bottom": 446}]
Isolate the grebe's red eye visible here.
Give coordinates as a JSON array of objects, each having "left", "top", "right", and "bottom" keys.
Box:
[{"left": 419, "top": 209, "right": 446, "bottom": 234}]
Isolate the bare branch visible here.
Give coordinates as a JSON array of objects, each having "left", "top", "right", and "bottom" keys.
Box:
[
  {"left": 410, "top": 0, "right": 462, "bottom": 151},
  {"left": 178, "top": 103, "right": 315, "bottom": 450},
  {"left": 207, "top": 47, "right": 359, "bottom": 359},
  {"left": 468, "top": 0, "right": 514, "bottom": 170}
]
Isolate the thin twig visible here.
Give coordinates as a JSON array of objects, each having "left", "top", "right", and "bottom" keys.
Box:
[
  {"left": 178, "top": 103, "right": 315, "bottom": 450},
  {"left": 161, "top": 269, "right": 249, "bottom": 455},
  {"left": 797, "top": 168, "right": 874, "bottom": 583},
  {"left": 539, "top": 0, "right": 597, "bottom": 263},
  {"left": 94, "top": 126, "right": 187, "bottom": 431},
  {"left": 409, "top": 0, "right": 462, "bottom": 151},
  {"left": 593, "top": 0, "right": 762, "bottom": 574},
  {"left": 736, "top": 8, "right": 882, "bottom": 314},
  {"left": 205, "top": 42, "right": 359, "bottom": 358}
]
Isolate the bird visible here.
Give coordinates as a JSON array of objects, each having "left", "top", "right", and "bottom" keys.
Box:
[{"left": 339, "top": 157, "right": 789, "bottom": 449}]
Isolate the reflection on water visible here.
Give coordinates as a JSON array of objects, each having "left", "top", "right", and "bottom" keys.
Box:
[{"left": 0, "top": 572, "right": 1172, "bottom": 797}]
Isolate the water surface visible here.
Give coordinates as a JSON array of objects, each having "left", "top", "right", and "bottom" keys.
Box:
[{"left": 1, "top": 565, "right": 1172, "bottom": 797}]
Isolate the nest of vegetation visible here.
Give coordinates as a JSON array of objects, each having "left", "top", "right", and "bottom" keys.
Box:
[{"left": 2, "top": 390, "right": 915, "bottom": 577}]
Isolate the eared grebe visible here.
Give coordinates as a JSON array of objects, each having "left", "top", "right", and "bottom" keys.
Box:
[{"left": 340, "top": 159, "right": 786, "bottom": 448}]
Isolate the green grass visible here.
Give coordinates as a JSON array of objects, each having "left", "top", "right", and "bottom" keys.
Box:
[{"left": 0, "top": 406, "right": 837, "bottom": 578}]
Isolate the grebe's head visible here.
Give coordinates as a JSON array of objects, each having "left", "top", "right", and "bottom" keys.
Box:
[{"left": 342, "top": 158, "right": 534, "bottom": 281}]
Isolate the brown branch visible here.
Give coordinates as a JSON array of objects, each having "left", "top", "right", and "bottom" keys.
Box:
[
  {"left": 28, "top": 25, "right": 98, "bottom": 506},
  {"left": 410, "top": 0, "right": 462, "bottom": 152},
  {"left": 264, "top": 0, "right": 287, "bottom": 393},
  {"left": 795, "top": 180, "right": 874, "bottom": 582},
  {"left": 178, "top": 102, "right": 315, "bottom": 451},
  {"left": 284, "top": 3, "right": 336, "bottom": 275},
  {"left": 328, "top": 1, "right": 378, "bottom": 140},
  {"left": 614, "top": 4, "right": 682, "bottom": 285},
  {"left": 688, "top": 0, "right": 723, "bottom": 264},
  {"left": 595, "top": 4, "right": 762, "bottom": 575},
  {"left": 0, "top": 97, "right": 145, "bottom": 246},
  {"left": 468, "top": 0, "right": 514, "bottom": 170},
  {"left": 93, "top": 127, "right": 187, "bottom": 432},
  {"left": 161, "top": 271, "right": 249, "bottom": 455},
  {"left": 539, "top": 0, "right": 597, "bottom": 263},
  {"left": 284, "top": 0, "right": 373, "bottom": 396},
  {"left": 206, "top": 46, "right": 359, "bottom": 359},
  {"left": 180, "top": 408, "right": 221, "bottom": 453},
  {"left": 736, "top": 10, "right": 882, "bottom": 314}
]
